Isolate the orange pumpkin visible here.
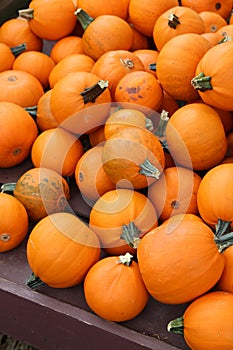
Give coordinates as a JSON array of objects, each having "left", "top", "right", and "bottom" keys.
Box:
[
  {"left": 0, "top": 193, "right": 28, "bottom": 252},
  {"left": 2, "top": 167, "right": 71, "bottom": 222},
  {"left": 137, "top": 218, "right": 225, "bottom": 304},
  {"left": 165, "top": 103, "right": 227, "bottom": 170},
  {"left": 35, "top": 90, "right": 59, "bottom": 131},
  {"left": 129, "top": 24, "right": 149, "bottom": 51},
  {"left": 50, "top": 71, "right": 112, "bottom": 134},
  {"left": 133, "top": 49, "right": 159, "bottom": 78},
  {"left": 199, "top": 11, "right": 227, "bottom": 33},
  {"left": 75, "top": 145, "right": 115, "bottom": 203},
  {"left": 89, "top": 188, "right": 158, "bottom": 255},
  {"left": 84, "top": 252, "right": 149, "bottom": 322},
  {"left": 75, "top": 9, "right": 133, "bottom": 60},
  {"left": 0, "top": 17, "right": 43, "bottom": 52},
  {"left": 180, "top": 0, "right": 233, "bottom": 19},
  {"left": 26, "top": 212, "right": 100, "bottom": 288},
  {"left": 18, "top": 0, "right": 77, "bottom": 40},
  {"left": 88, "top": 126, "right": 106, "bottom": 146},
  {"left": 31, "top": 127, "right": 84, "bottom": 177},
  {"left": 76, "top": 0, "right": 130, "bottom": 19},
  {"left": 0, "top": 101, "right": 38, "bottom": 168},
  {"left": 49, "top": 36, "right": 85, "bottom": 64},
  {"left": 153, "top": 6, "right": 205, "bottom": 51},
  {"left": 168, "top": 291, "right": 233, "bottom": 350},
  {"left": 0, "top": 70, "right": 44, "bottom": 107},
  {"left": 0, "top": 43, "right": 18, "bottom": 72},
  {"left": 148, "top": 166, "right": 202, "bottom": 222},
  {"left": 217, "top": 246, "right": 233, "bottom": 293},
  {"left": 226, "top": 131, "right": 233, "bottom": 157},
  {"left": 102, "top": 126, "right": 165, "bottom": 189}
]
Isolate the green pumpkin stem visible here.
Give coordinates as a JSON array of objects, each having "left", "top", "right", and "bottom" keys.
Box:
[
  {"left": 1, "top": 182, "right": 16, "bottom": 193},
  {"left": 10, "top": 43, "right": 27, "bottom": 57},
  {"left": 218, "top": 32, "right": 232, "bottom": 44},
  {"left": 80, "top": 80, "right": 109, "bottom": 104},
  {"left": 168, "top": 13, "right": 181, "bottom": 29},
  {"left": 215, "top": 231, "right": 233, "bottom": 253},
  {"left": 191, "top": 72, "right": 213, "bottom": 91},
  {"left": 149, "top": 63, "right": 156, "bottom": 72},
  {"left": 155, "top": 110, "right": 169, "bottom": 138},
  {"left": 145, "top": 117, "right": 154, "bottom": 131},
  {"left": 118, "top": 252, "right": 134, "bottom": 266},
  {"left": 215, "top": 218, "right": 232, "bottom": 237},
  {"left": 120, "top": 222, "right": 141, "bottom": 249},
  {"left": 167, "top": 316, "right": 184, "bottom": 335},
  {"left": 24, "top": 106, "right": 38, "bottom": 118},
  {"left": 75, "top": 8, "right": 94, "bottom": 30},
  {"left": 26, "top": 272, "right": 45, "bottom": 289},
  {"left": 139, "top": 158, "right": 161, "bottom": 179},
  {"left": 18, "top": 8, "right": 34, "bottom": 21}
]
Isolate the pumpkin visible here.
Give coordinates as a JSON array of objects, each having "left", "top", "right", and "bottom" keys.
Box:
[
  {"left": 165, "top": 103, "right": 227, "bottom": 171},
  {"left": 217, "top": 245, "right": 233, "bottom": 293},
  {"left": 158, "top": 91, "right": 179, "bottom": 116},
  {"left": 13, "top": 50, "right": 55, "bottom": 89},
  {"left": 18, "top": 0, "right": 77, "bottom": 40},
  {"left": 1, "top": 167, "right": 71, "bottom": 222},
  {"left": 199, "top": 11, "right": 227, "bottom": 33},
  {"left": 114, "top": 70, "right": 163, "bottom": 112},
  {"left": 0, "top": 101, "right": 38, "bottom": 168},
  {"left": 35, "top": 90, "right": 59, "bottom": 131},
  {"left": 26, "top": 212, "right": 100, "bottom": 288},
  {"left": 49, "top": 36, "right": 85, "bottom": 64},
  {"left": 201, "top": 31, "right": 221, "bottom": 47},
  {"left": 84, "top": 252, "right": 149, "bottom": 322},
  {"left": 48, "top": 53, "right": 95, "bottom": 88},
  {"left": 0, "top": 43, "right": 21, "bottom": 72},
  {"left": 88, "top": 126, "right": 106, "bottom": 146},
  {"left": 0, "top": 193, "right": 28, "bottom": 252},
  {"left": 102, "top": 126, "right": 165, "bottom": 189},
  {"left": 226, "top": 131, "right": 233, "bottom": 157},
  {"left": 133, "top": 49, "right": 159, "bottom": 78},
  {"left": 191, "top": 39, "right": 233, "bottom": 111},
  {"left": 77, "top": 0, "right": 130, "bottom": 20},
  {"left": 156, "top": 33, "right": 211, "bottom": 102},
  {"left": 0, "top": 70, "right": 44, "bottom": 107},
  {"left": 197, "top": 163, "right": 233, "bottom": 235},
  {"left": 129, "top": 24, "right": 149, "bottom": 51},
  {"left": 31, "top": 127, "right": 84, "bottom": 177},
  {"left": 168, "top": 291, "right": 233, "bottom": 349},
  {"left": 128, "top": 0, "right": 179, "bottom": 37},
  {"left": 74, "top": 145, "right": 115, "bottom": 203},
  {"left": 148, "top": 166, "right": 202, "bottom": 222},
  {"left": 153, "top": 6, "right": 205, "bottom": 51},
  {"left": 0, "top": 17, "right": 43, "bottom": 52},
  {"left": 50, "top": 71, "right": 112, "bottom": 134},
  {"left": 137, "top": 218, "right": 225, "bottom": 304},
  {"left": 180, "top": 0, "right": 233, "bottom": 19},
  {"left": 89, "top": 188, "right": 158, "bottom": 255},
  {"left": 75, "top": 9, "right": 133, "bottom": 60},
  {"left": 91, "top": 50, "right": 145, "bottom": 98},
  {"left": 104, "top": 108, "right": 154, "bottom": 140}
]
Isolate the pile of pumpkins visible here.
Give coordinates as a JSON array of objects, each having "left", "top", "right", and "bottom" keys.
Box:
[{"left": 0, "top": 1, "right": 233, "bottom": 349}]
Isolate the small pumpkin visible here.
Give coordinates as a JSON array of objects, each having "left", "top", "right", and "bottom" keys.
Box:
[
  {"left": 217, "top": 245, "right": 233, "bottom": 293},
  {"left": 88, "top": 126, "right": 106, "bottom": 146},
  {"left": 199, "top": 11, "right": 227, "bottom": 33},
  {"left": 168, "top": 291, "right": 233, "bottom": 350},
  {"left": 84, "top": 252, "right": 149, "bottom": 322},
  {"left": 0, "top": 43, "right": 21, "bottom": 72},
  {"left": 180, "top": 0, "right": 233, "bottom": 20},
  {"left": 35, "top": 90, "right": 59, "bottom": 131},
  {"left": 49, "top": 36, "right": 85, "bottom": 64},
  {"left": 76, "top": 0, "right": 130, "bottom": 20},
  {"left": 89, "top": 188, "right": 158, "bottom": 255},
  {"left": 0, "top": 193, "right": 28, "bottom": 252},
  {"left": 26, "top": 212, "right": 100, "bottom": 288}
]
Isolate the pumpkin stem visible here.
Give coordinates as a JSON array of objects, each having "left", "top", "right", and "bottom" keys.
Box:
[
  {"left": 75, "top": 8, "right": 94, "bottom": 30},
  {"left": 215, "top": 231, "right": 233, "bottom": 252},
  {"left": 218, "top": 32, "right": 232, "bottom": 44},
  {"left": 149, "top": 63, "right": 156, "bottom": 72},
  {"left": 191, "top": 72, "right": 213, "bottom": 91},
  {"left": 18, "top": 8, "right": 34, "bottom": 21},
  {"left": 120, "top": 58, "right": 135, "bottom": 69},
  {"left": 145, "top": 117, "right": 154, "bottom": 131},
  {"left": 167, "top": 316, "right": 184, "bottom": 335},
  {"left": 26, "top": 272, "right": 45, "bottom": 289},
  {"left": 121, "top": 222, "right": 141, "bottom": 249},
  {"left": 215, "top": 218, "right": 232, "bottom": 237},
  {"left": 10, "top": 43, "right": 27, "bottom": 57},
  {"left": 80, "top": 80, "right": 109, "bottom": 104},
  {"left": 154, "top": 110, "right": 169, "bottom": 138},
  {"left": 1, "top": 182, "right": 16, "bottom": 193},
  {"left": 168, "top": 13, "right": 181, "bottom": 29},
  {"left": 139, "top": 158, "right": 161, "bottom": 180},
  {"left": 24, "top": 106, "right": 38, "bottom": 118},
  {"left": 118, "top": 252, "right": 134, "bottom": 266}
]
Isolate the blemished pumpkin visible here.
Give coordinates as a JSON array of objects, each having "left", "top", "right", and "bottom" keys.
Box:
[
  {"left": 102, "top": 126, "right": 165, "bottom": 189},
  {"left": 180, "top": 0, "right": 233, "bottom": 20},
  {"left": 75, "top": 145, "right": 115, "bottom": 203},
  {"left": 18, "top": 0, "right": 77, "bottom": 40},
  {"left": 35, "top": 90, "right": 59, "bottom": 132},
  {"left": 26, "top": 212, "right": 100, "bottom": 288},
  {"left": 75, "top": 9, "right": 133, "bottom": 61},
  {"left": 0, "top": 193, "right": 28, "bottom": 252},
  {"left": 84, "top": 252, "right": 149, "bottom": 322},
  {"left": 168, "top": 291, "right": 233, "bottom": 350},
  {"left": 148, "top": 166, "right": 202, "bottom": 222},
  {"left": 31, "top": 127, "right": 84, "bottom": 177},
  {"left": 153, "top": 6, "right": 205, "bottom": 51},
  {"left": 89, "top": 188, "right": 158, "bottom": 256},
  {"left": 165, "top": 103, "right": 227, "bottom": 171},
  {"left": 0, "top": 101, "right": 38, "bottom": 168},
  {"left": 1, "top": 167, "right": 71, "bottom": 222},
  {"left": 137, "top": 218, "right": 226, "bottom": 304},
  {"left": 191, "top": 40, "right": 233, "bottom": 111},
  {"left": 197, "top": 163, "right": 233, "bottom": 235}
]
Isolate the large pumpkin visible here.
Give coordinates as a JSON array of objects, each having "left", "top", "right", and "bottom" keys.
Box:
[{"left": 26, "top": 212, "right": 100, "bottom": 288}]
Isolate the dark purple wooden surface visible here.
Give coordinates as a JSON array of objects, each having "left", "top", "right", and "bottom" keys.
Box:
[{"left": 0, "top": 158, "right": 190, "bottom": 350}]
